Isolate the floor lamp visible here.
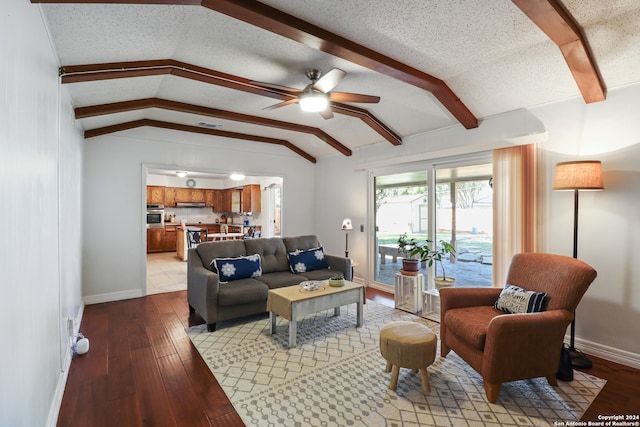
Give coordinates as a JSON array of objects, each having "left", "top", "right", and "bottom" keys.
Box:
[
  {"left": 553, "top": 160, "right": 604, "bottom": 369},
  {"left": 341, "top": 218, "right": 353, "bottom": 258}
]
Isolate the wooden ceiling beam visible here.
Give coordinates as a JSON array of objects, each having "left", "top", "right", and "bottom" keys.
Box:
[
  {"left": 75, "top": 97, "right": 352, "bottom": 156},
  {"left": 200, "top": 0, "right": 478, "bottom": 129},
  {"left": 60, "top": 59, "right": 400, "bottom": 146},
  {"left": 84, "top": 119, "right": 317, "bottom": 163},
  {"left": 512, "top": 0, "right": 606, "bottom": 103}
]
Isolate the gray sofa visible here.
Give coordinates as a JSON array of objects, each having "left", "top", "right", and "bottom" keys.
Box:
[{"left": 187, "top": 235, "right": 352, "bottom": 331}]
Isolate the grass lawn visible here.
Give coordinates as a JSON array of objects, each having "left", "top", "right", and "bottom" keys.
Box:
[{"left": 377, "top": 231, "right": 492, "bottom": 255}]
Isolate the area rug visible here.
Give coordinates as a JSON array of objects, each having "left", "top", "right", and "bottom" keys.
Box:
[{"left": 187, "top": 301, "right": 605, "bottom": 426}]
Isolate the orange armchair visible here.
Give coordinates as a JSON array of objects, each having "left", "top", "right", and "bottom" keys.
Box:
[{"left": 439, "top": 253, "right": 597, "bottom": 403}]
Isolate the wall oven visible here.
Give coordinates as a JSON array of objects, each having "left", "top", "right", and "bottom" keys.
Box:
[{"left": 146, "top": 204, "right": 165, "bottom": 228}]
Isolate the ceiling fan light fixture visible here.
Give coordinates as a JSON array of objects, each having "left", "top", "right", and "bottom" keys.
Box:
[{"left": 299, "top": 90, "right": 328, "bottom": 112}]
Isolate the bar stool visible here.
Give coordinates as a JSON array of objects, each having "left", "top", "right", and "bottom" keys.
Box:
[{"left": 186, "top": 228, "right": 208, "bottom": 248}]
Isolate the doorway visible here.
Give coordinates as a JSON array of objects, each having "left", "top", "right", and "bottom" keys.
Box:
[{"left": 144, "top": 169, "right": 283, "bottom": 295}]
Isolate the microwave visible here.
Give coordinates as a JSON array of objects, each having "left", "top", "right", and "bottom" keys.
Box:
[{"left": 146, "top": 205, "right": 165, "bottom": 228}]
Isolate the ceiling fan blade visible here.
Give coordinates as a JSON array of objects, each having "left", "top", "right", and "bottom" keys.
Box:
[
  {"left": 328, "top": 92, "right": 381, "bottom": 104},
  {"left": 250, "top": 80, "right": 300, "bottom": 95},
  {"left": 262, "top": 98, "right": 299, "bottom": 111},
  {"left": 319, "top": 107, "right": 334, "bottom": 120},
  {"left": 313, "top": 68, "right": 346, "bottom": 93}
]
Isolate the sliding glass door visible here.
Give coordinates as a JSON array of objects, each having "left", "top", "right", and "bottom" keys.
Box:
[
  {"left": 372, "top": 157, "right": 493, "bottom": 290},
  {"left": 434, "top": 163, "right": 493, "bottom": 288},
  {"left": 374, "top": 171, "right": 428, "bottom": 286}
]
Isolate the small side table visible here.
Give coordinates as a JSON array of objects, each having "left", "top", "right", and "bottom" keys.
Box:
[
  {"left": 394, "top": 273, "right": 423, "bottom": 313},
  {"left": 422, "top": 289, "right": 441, "bottom": 322}
]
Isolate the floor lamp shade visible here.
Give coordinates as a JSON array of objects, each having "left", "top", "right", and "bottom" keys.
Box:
[
  {"left": 553, "top": 160, "right": 604, "bottom": 190},
  {"left": 553, "top": 160, "right": 603, "bottom": 369}
]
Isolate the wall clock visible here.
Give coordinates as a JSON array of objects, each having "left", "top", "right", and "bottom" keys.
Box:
[{"left": 186, "top": 178, "right": 196, "bottom": 188}]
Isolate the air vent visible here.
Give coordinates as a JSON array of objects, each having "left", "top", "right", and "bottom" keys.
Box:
[{"left": 198, "top": 122, "right": 223, "bottom": 129}]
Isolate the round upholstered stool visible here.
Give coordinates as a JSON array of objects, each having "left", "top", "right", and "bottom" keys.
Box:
[{"left": 379, "top": 321, "right": 437, "bottom": 393}]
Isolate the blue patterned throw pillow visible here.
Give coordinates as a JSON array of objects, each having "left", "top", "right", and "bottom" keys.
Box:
[
  {"left": 494, "top": 285, "right": 547, "bottom": 314},
  {"left": 212, "top": 254, "right": 262, "bottom": 282},
  {"left": 288, "top": 247, "right": 329, "bottom": 274}
]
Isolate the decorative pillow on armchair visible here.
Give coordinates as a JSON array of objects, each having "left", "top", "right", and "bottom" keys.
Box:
[
  {"left": 494, "top": 285, "right": 547, "bottom": 314},
  {"left": 211, "top": 254, "right": 262, "bottom": 282},
  {"left": 288, "top": 247, "right": 329, "bottom": 273}
]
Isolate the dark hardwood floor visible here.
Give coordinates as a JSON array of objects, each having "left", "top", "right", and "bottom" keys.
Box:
[{"left": 57, "top": 288, "right": 640, "bottom": 426}]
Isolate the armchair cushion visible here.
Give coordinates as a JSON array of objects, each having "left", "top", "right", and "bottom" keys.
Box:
[
  {"left": 494, "top": 285, "right": 547, "bottom": 314},
  {"left": 444, "top": 306, "right": 503, "bottom": 350}
]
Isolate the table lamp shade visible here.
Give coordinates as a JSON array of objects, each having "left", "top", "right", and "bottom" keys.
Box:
[
  {"left": 553, "top": 161, "right": 604, "bottom": 190},
  {"left": 341, "top": 218, "right": 353, "bottom": 230}
]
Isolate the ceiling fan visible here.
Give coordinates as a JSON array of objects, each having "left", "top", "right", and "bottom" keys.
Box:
[{"left": 255, "top": 68, "right": 380, "bottom": 119}]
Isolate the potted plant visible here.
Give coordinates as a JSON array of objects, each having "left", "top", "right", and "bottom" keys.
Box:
[
  {"left": 328, "top": 273, "right": 345, "bottom": 287},
  {"left": 410, "top": 239, "right": 456, "bottom": 290},
  {"left": 397, "top": 233, "right": 420, "bottom": 275}
]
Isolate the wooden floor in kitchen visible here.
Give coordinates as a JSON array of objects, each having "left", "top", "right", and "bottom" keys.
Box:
[{"left": 57, "top": 288, "right": 640, "bottom": 426}]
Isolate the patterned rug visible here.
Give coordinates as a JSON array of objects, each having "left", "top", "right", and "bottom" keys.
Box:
[{"left": 187, "top": 301, "right": 605, "bottom": 426}]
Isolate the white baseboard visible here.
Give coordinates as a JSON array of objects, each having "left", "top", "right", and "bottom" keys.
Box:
[
  {"left": 47, "top": 303, "right": 85, "bottom": 427},
  {"left": 570, "top": 335, "right": 640, "bottom": 370},
  {"left": 83, "top": 289, "right": 143, "bottom": 305},
  {"left": 46, "top": 353, "right": 71, "bottom": 427}
]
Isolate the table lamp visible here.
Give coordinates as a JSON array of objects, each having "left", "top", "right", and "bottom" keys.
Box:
[{"left": 341, "top": 218, "right": 353, "bottom": 257}]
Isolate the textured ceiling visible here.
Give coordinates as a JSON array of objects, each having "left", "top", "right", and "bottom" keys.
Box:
[{"left": 38, "top": 0, "right": 640, "bottom": 161}]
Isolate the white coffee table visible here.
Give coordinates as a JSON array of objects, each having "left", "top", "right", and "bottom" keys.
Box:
[{"left": 267, "top": 280, "right": 365, "bottom": 347}]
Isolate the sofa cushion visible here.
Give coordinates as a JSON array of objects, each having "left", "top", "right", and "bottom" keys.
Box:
[
  {"left": 444, "top": 306, "right": 503, "bottom": 350},
  {"left": 244, "top": 237, "right": 290, "bottom": 273},
  {"left": 283, "top": 235, "right": 320, "bottom": 252},
  {"left": 298, "top": 268, "right": 336, "bottom": 281},
  {"left": 196, "top": 240, "right": 247, "bottom": 271},
  {"left": 212, "top": 254, "right": 262, "bottom": 282},
  {"left": 218, "top": 279, "right": 269, "bottom": 306},
  {"left": 288, "top": 247, "right": 329, "bottom": 273},
  {"left": 255, "top": 271, "right": 305, "bottom": 289},
  {"left": 494, "top": 285, "right": 547, "bottom": 314}
]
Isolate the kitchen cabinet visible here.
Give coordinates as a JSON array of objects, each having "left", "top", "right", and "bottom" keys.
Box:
[
  {"left": 173, "top": 187, "right": 206, "bottom": 203},
  {"left": 242, "top": 184, "right": 261, "bottom": 213},
  {"left": 175, "top": 188, "right": 192, "bottom": 203},
  {"left": 164, "top": 187, "right": 176, "bottom": 206},
  {"left": 221, "top": 189, "right": 241, "bottom": 212},
  {"left": 205, "top": 190, "right": 214, "bottom": 207},
  {"left": 163, "top": 225, "right": 177, "bottom": 251},
  {"left": 226, "top": 188, "right": 242, "bottom": 212},
  {"left": 146, "top": 186, "right": 165, "bottom": 204},
  {"left": 147, "top": 228, "right": 165, "bottom": 253},
  {"left": 191, "top": 189, "right": 205, "bottom": 203},
  {"left": 205, "top": 189, "right": 224, "bottom": 209}
]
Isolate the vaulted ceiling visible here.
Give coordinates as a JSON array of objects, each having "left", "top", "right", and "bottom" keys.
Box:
[{"left": 34, "top": 0, "right": 640, "bottom": 162}]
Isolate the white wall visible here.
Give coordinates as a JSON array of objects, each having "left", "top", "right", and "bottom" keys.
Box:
[
  {"left": 82, "top": 127, "right": 315, "bottom": 302},
  {"left": 0, "top": 2, "right": 84, "bottom": 426},
  {"left": 536, "top": 86, "right": 640, "bottom": 363},
  {"left": 315, "top": 89, "right": 640, "bottom": 365}
]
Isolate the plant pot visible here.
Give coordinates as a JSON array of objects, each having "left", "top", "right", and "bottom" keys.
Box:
[
  {"left": 401, "top": 259, "right": 419, "bottom": 272},
  {"left": 328, "top": 278, "right": 345, "bottom": 287},
  {"left": 435, "top": 276, "right": 455, "bottom": 290}
]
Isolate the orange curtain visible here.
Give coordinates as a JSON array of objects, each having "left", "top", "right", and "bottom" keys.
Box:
[{"left": 492, "top": 144, "right": 537, "bottom": 287}]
